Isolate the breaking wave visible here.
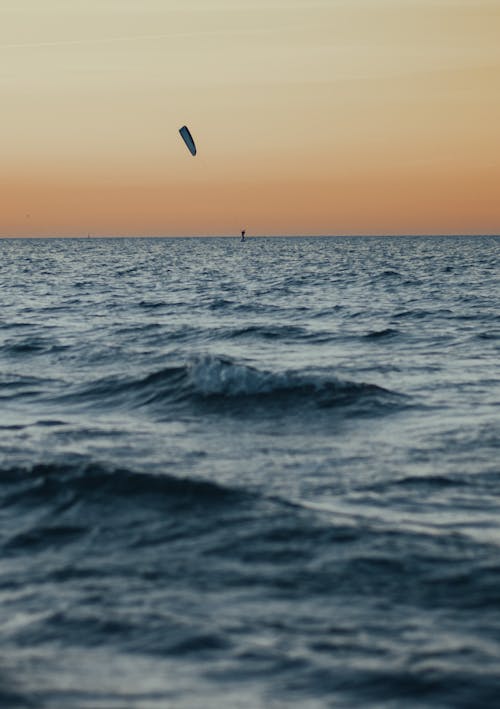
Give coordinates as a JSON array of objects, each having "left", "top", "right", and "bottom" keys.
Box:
[{"left": 59, "top": 354, "right": 403, "bottom": 416}]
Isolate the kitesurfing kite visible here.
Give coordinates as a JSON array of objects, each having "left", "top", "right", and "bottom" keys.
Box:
[{"left": 179, "top": 125, "right": 196, "bottom": 156}]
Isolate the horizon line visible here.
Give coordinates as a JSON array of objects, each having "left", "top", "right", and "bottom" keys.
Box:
[{"left": 1, "top": 233, "right": 499, "bottom": 240}]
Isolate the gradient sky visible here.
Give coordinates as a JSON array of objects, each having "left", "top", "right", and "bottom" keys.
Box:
[{"left": 2, "top": 0, "right": 499, "bottom": 236}]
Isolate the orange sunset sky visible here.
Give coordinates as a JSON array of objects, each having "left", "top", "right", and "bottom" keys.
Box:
[{"left": 1, "top": 0, "right": 499, "bottom": 237}]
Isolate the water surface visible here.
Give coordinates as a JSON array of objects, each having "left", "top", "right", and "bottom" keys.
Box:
[{"left": 1, "top": 235, "right": 499, "bottom": 707}]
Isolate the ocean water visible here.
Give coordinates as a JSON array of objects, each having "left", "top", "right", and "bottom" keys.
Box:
[{"left": 0, "top": 234, "right": 499, "bottom": 708}]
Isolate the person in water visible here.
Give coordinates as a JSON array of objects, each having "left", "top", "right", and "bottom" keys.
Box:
[{"left": 241, "top": 230, "right": 246, "bottom": 242}]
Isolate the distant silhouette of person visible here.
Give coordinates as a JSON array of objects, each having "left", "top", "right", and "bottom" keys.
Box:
[{"left": 241, "top": 229, "right": 246, "bottom": 242}]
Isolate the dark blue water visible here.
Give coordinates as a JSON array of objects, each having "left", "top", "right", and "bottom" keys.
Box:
[{"left": 1, "top": 235, "right": 499, "bottom": 708}]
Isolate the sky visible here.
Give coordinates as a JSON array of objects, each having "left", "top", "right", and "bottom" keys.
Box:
[{"left": 1, "top": 0, "right": 499, "bottom": 237}]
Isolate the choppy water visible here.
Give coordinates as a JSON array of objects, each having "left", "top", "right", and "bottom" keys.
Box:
[{"left": 1, "top": 235, "right": 499, "bottom": 708}]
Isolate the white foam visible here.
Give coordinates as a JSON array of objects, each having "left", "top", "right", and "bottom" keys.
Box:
[{"left": 185, "top": 354, "right": 344, "bottom": 398}]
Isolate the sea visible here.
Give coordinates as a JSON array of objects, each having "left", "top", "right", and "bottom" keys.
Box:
[{"left": 0, "top": 235, "right": 499, "bottom": 708}]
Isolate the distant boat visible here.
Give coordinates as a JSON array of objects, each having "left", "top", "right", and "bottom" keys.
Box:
[{"left": 179, "top": 125, "right": 197, "bottom": 156}]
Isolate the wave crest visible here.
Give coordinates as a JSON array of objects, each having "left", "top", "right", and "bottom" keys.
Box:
[
  {"left": 61, "top": 354, "right": 402, "bottom": 415},
  {"left": 186, "top": 355, "right": 398, "bottom": 409}
]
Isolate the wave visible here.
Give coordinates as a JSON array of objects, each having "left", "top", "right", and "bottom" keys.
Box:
[
  {"left": 216, "top": 324, "right": 336, "bottom": 344},
  {"left": 1, "top": 338, "right": 68, "bottom": 356},
  {"left": 0, "top": 374, "right": 51, "bottom": 403},
  {"left": 221, "top": 324, "right": 310, "bottom": 341},
  {"left": 0, "top": 461, "right": 246, "bottom": 523},
  {"left": 60, "top": 355, "right": 403, "bottom": 416},
  {"left": 393, "top": 308, "right": 453, "bottom": 320},
  {"left": 363, "top": 328, "right": 400, "bottom": 340}
]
